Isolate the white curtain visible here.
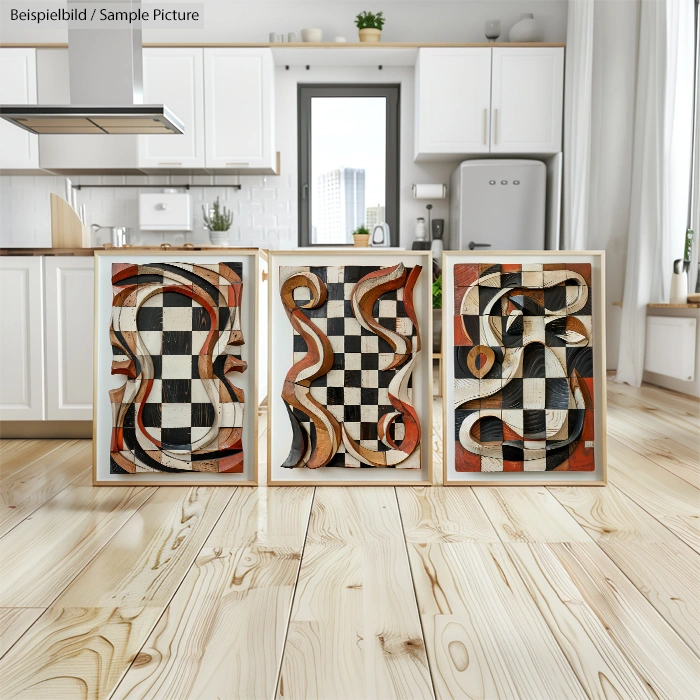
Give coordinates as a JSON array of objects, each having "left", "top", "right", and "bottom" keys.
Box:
[
  {"left": 615, "top": 0, "right": 695, "bottom": 386},
  {"left": 562, "top": 0, "right": 595, "bottom": 251}
]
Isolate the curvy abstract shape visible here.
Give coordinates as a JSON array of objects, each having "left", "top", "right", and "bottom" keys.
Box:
[
  {"left": 454, "top": 263, "right": 594, "bottom": 472},
  {"left": 280, "top": 263, "right": 423, "bottom": 469},
  {"left": 109, "top": 262, "right": 246, "bottom": 474}
]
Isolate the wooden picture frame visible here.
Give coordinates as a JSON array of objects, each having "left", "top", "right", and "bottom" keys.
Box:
[
  {"left": 92, "top": 249, "right": 265, "bottom": 486},
  {"left": 442, "top": 250, "right": 607, "bottom": 486},
  {"left": 267, "top": 250, "right": 433, "bottom": 486}
]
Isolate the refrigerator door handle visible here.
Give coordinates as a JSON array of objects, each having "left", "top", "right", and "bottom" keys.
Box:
[{"left": 468, "top": 242, "right": 492, "bottom": 250}]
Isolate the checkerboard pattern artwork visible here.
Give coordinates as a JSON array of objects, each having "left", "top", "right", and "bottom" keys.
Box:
[
  {"left": 280, "top": 264, "right": 423, "bottom": 469},
  {"left": 109, "top": 262, "right": 247, "bottom": 474},
  {"left": 453, "top": 262, "right": 595, "bottom": 472}
]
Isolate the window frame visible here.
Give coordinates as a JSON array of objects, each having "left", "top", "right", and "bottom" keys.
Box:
[{"left": 297, "top": 84, "right": 400, "bottom": 247}]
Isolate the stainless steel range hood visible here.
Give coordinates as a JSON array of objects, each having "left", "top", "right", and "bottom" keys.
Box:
[{"left": 0, "top": 0, "right": 184, "bottom": 135}]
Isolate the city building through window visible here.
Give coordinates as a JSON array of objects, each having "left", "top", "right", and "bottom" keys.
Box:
[{"left": 298, "top": 85, "right": 400, "bottom": 246}]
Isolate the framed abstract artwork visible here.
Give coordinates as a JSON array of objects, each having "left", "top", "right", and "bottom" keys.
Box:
[
  {"left": 267, "top": 250, "right": 433, "bottom": 485},
  {"left": 442, "top": 251, "right": 607, "bottom": 485},
  {"left": 93, "top": 249, "right": 266, "bottom": 485}
]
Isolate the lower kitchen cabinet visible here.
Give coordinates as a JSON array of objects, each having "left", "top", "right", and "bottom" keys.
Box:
[
  {"left": 0, "top": 257, "right": 46, "bottom": 420},
  {"left": 44, "top": 257, "right": 94, "bottom": 420}
]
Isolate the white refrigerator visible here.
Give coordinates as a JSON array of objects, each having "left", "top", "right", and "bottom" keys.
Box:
[{"left": 449, "top": 159, "right": 546, "bottom": 251}]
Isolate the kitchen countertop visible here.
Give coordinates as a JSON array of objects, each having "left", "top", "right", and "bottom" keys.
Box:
[{"left": 1, "top": 246, "right": 265, "bottom": 256}]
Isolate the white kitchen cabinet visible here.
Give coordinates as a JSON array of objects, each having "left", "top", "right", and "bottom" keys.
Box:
[
  {"left": 491, "top": 48, "right": 564, "bottom": 154},
  {"left": 44, "top": 257, "right": 94, "bottom": 420},
  {"left": 204, "top": 48, "right": 276, "bottom": 171},
  {"left": 0, "top": 258, "right": 45, "bottom": 420},
  {"left": 414, "top": 47, "right": 564, "bottom": 159},
  {"left": 0, "top": 49, "right": 40, "bottom": 172},
  {"left": 139, "top": 48, "right": 205, "bottom": 171},
  {"left": 414, "top": 49, "right": 492, "bottom": 160}
]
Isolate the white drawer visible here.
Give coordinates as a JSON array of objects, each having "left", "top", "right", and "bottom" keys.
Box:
[{"left": 139, "top": 193, "right": 193, "bottom": 231}]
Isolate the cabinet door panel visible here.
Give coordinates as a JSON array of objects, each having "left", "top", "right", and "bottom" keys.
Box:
[
  {"left": 415, "top": 48, "right": 491, "bottom": 159},
  {"left": 139, "top": 49, "right": 205, "bottom": 169},
  {"left": 0, "top": 49, "right": 39, "bottom": 171},
  {"left": 0, "top": 258, "right": 45, "bottom": 420},
  {"left": 44, "top": 258, "right": 94, "bottom": 420},
  {"left": 204, "top": 48, "right": 275, "bottom": 169},
  {"left": 491, "top": 48, "right": 564, "bottom": 154}
]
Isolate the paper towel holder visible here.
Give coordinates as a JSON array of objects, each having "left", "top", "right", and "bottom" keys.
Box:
[{"left": 412, "top": 183, "right": 447, "bottom": 199}]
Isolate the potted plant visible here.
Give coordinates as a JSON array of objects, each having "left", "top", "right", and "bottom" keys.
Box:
[
  {"left": 352, "top": 225, "right": 371, "bottom": 247},
  {"left": 432, "top": 272, "right": 442, "bottom": 353},
  {"left": 202, "top": 197, "right": 233, "bottom": 246},
  {"left": 355, "top": 11, "right": 385, "bottom": 43}
]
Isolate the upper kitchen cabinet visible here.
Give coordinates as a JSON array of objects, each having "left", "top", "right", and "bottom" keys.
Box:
[
  {"left": 491, "top": 48, "right": 564, "bottom": 154},
  {"left": 415, "top": 49, "right": 492, "bottom": 160},
  {"left": 204, "top": 48, "right": 276, "bottom": 171},
  {"left": 0, "top": 49, "right": 40, "bottom": 173},
  {"left": 138, "top": 48, "right": 206, "bottom": 171},
  {"left": 414, "top": 46, "right": 564, "bottom": 160}
]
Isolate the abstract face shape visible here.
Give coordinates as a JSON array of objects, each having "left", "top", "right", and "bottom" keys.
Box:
[
  {"left": 454, "top": 263, "right": 595, "bottom": 472},
  {"left": 108, "top": 262, "right": 246, "bottom": 474}
]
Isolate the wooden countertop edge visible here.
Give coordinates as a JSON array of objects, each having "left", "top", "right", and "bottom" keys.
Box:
[
  {"left": 0, "top": 42, "right": 566, "bottom": 49},
  {"left": 0, "top": 247, "right": 267, "bottom": 256},
  {"left": 647, "top": 302, "right": 700, "bottom": 309}
]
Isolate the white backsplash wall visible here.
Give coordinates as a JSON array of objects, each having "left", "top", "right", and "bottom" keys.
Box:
[{"left": 0, "top": 174, "right": 297, "bottom": 248}]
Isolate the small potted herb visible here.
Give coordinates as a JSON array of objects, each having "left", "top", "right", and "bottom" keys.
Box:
[
  {"left": 352, "top": 225, "right": 371, "bottom": 247},
  {"left": 202, "top": 197, "right": 233, "bottom": 246},
  {"left": 355, "top": 11, "right": 385, "bottom": 43}
]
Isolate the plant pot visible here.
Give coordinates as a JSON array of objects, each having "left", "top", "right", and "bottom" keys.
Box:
[
  {"left": 208, "top": 229, "right": 230, "bottom": 246},
  {"left": 432, "top": 308, "right": 442, "bottom": 354},
  {"left": 301, "top": 28, "right": 323, "bottom": 43},
  {"left": 358, "top": 28, "right": 382, "bottom": 43},
  {"left": 353, "top": 234, "right": 370, "bottom": 247}
]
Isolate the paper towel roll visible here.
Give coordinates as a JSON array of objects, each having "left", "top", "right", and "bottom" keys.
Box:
[{"left": 412, "top": 183, "right": 446, "bottom": 199}]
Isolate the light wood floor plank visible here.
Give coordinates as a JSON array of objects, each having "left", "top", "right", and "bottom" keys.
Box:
[
  {"left": 0, "top": 608, "right": 44, "bottom": 658},
  {"left": 474, "top": 486, "right": 593, "bottom": 543},
  {"left": 551, "top": 481, "right": 700, "bottom": 657},
  {"left": 610, "top": 379, "right": 700, "bottom": 421},
  {"left": 607, "top": 439, "right": 700, "bottom": 552},
  {"left": 409, "top": 542, "right": 588, "bottom": 700},
  {"left": 550, "top": 542, "right": 700, "bottom": 700},
  {"left": 278, "top": 487, "right": 434, "bottom": 700},
  {"left": 111, "top": 487, "right": 314, "bottom": 700},
  {"left": 0, "top": 472, "right": 154, "bottom": 608},
  {"left": 608, "top": 417, "right": 700, "bottom": 488},
  {"left": 0, "top": 439, "right": 76, "bottom": 480},
  {"left": 550, "top": 482, "right": 691, "bottom": 544},
  {"left": 397, "top": 486, "right": 499, "bottom": 544},
  {"left": 504, "top": 543, "right": 661, "bottom": 699},
  {"left": 0, "top": 441, "right": 91, "bottom": 537},
  {"left": 0, "top": 486, "right": 233, "bottom": 700}
]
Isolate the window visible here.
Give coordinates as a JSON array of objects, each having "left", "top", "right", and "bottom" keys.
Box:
[{"left": 298, "top": 85, "right": 400, "bottom": 246}]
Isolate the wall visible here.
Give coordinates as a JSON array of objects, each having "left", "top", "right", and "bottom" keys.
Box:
[
  {"left": 0, "top": 1, "right": 568, "bottom": 44},
  {"left": 586, "top": 0, "right": 639, "bottom": 369}
]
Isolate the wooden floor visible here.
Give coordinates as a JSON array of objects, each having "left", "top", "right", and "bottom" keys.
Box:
[{"left": 0, "top": 379, "right": 698, "bottom": 699}]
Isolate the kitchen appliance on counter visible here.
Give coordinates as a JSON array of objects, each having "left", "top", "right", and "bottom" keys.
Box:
[
  {"left": 449, "top": 160, "right": 546, "bottom": 251},
  {"left": 92, "top": 224, "right": 130, "bottom": 248},
  {"left": 370, "top": 222, "right": 391, "bottom": 247}
]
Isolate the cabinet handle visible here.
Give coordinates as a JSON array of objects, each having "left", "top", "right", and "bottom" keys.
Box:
[
  {"left": 226, "top": 162, "right": 249, "bottom": 167},
  {"left": 482, "top": 109, "right": 487, "bottom": 145},
  {"left": 262, "top": 270, "right": 268, "bottom": 282},
  {"left": 158, "top": 162, "right": 183, "bottom": 166},
  {"left": 493, "top": 108, "right": 499, "bottom": 145}
]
